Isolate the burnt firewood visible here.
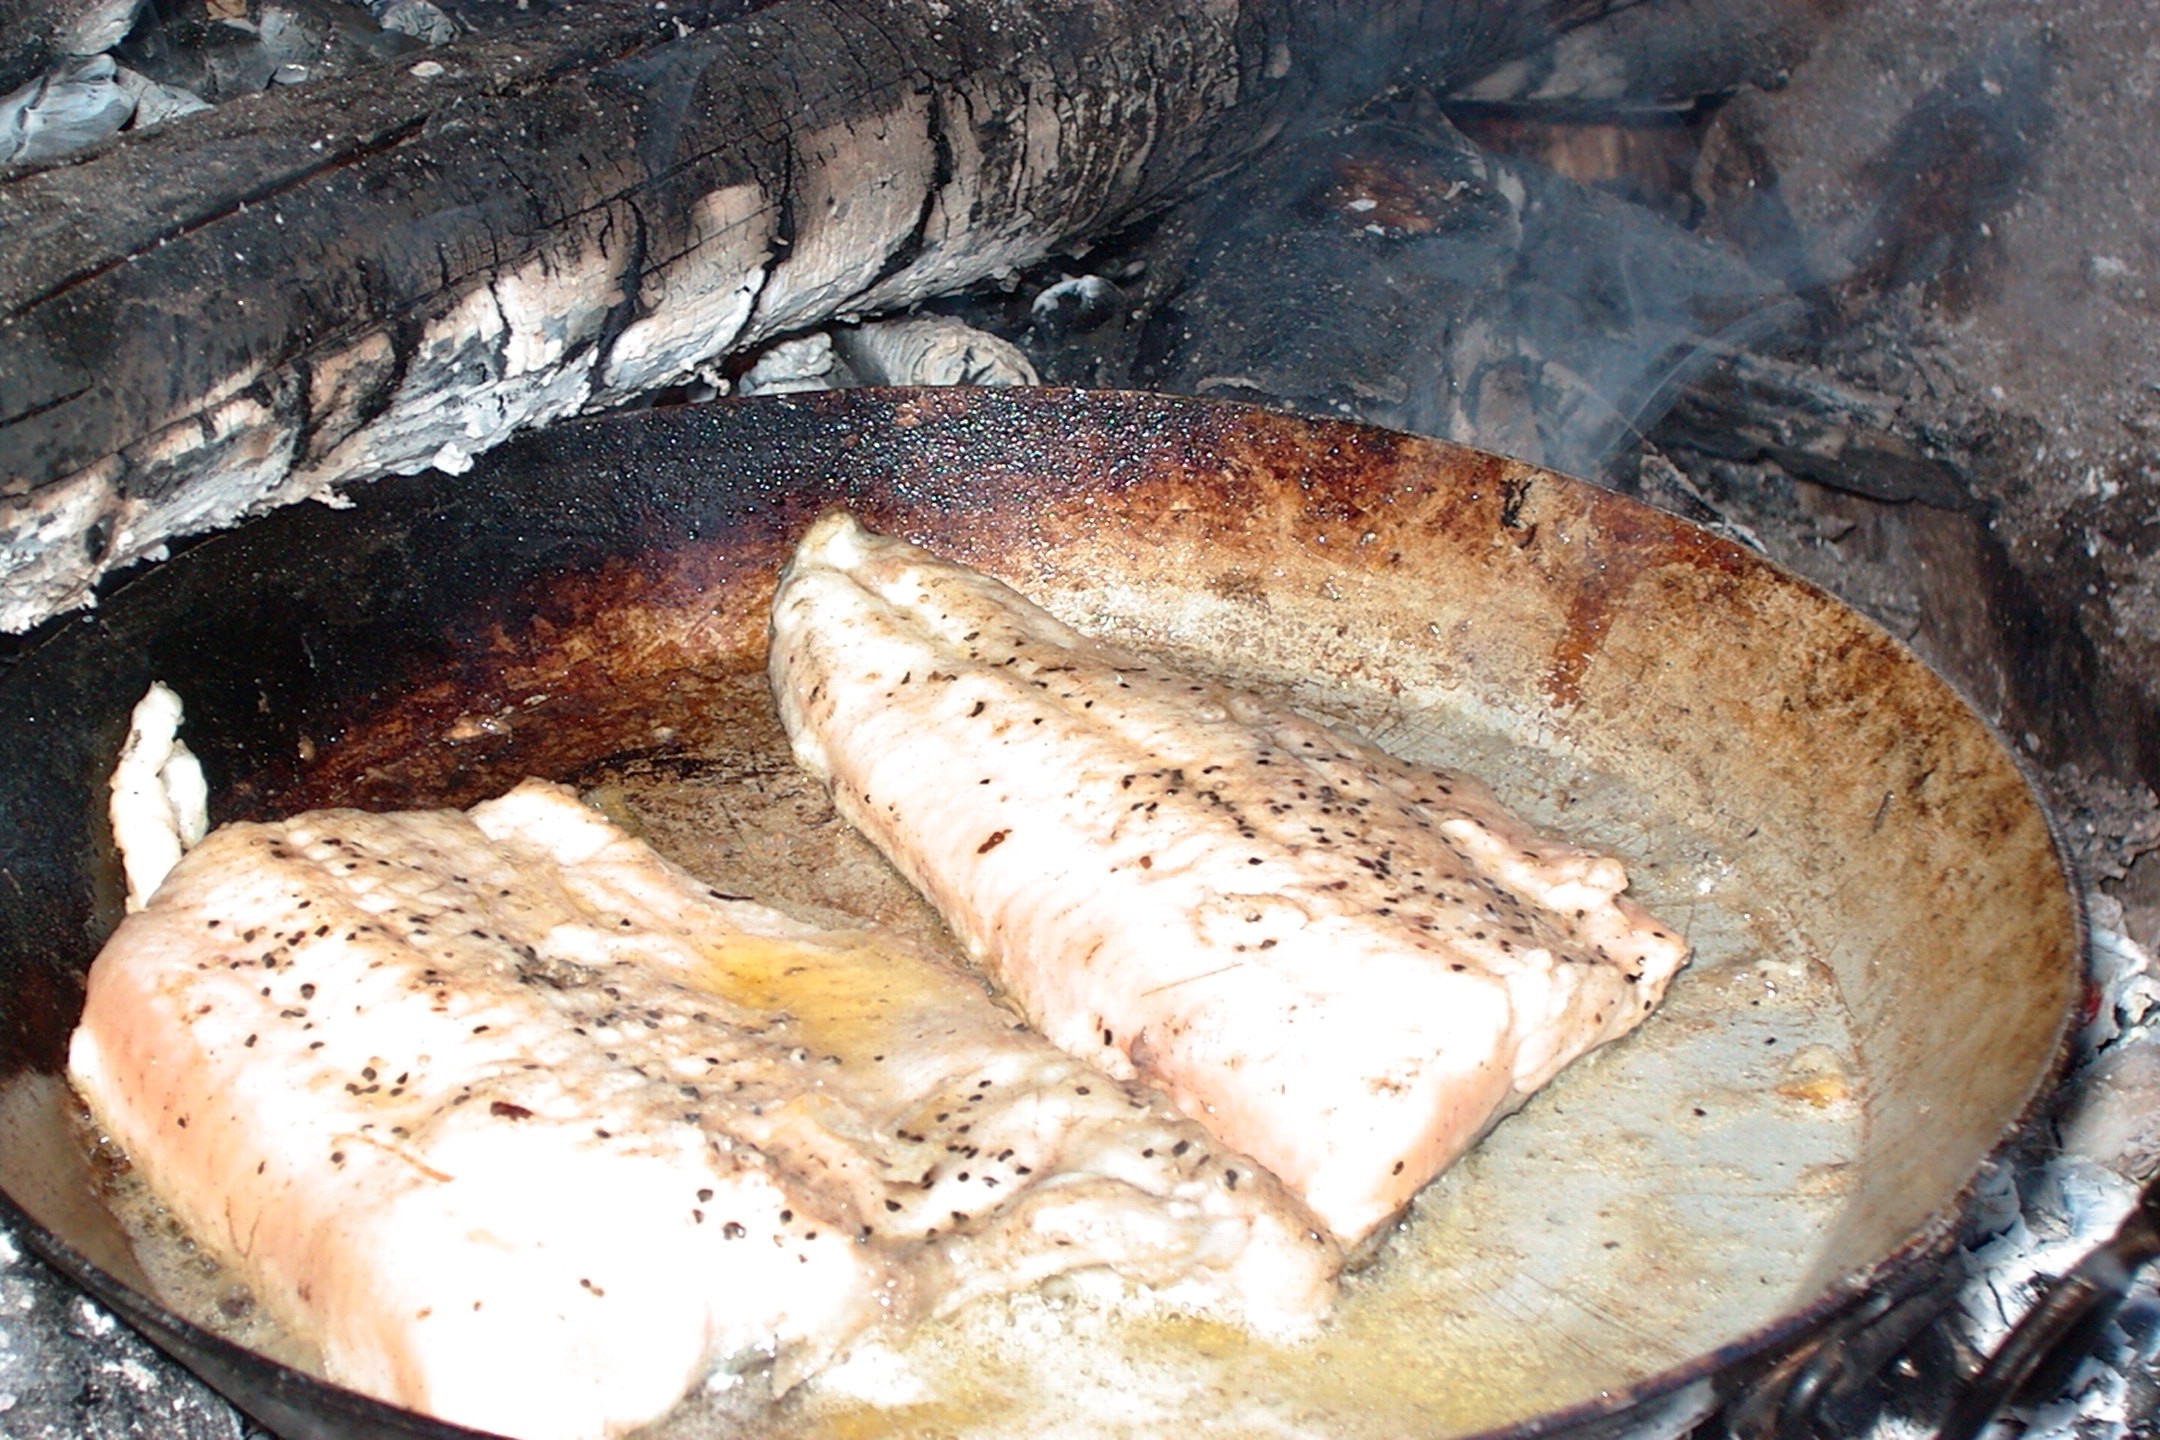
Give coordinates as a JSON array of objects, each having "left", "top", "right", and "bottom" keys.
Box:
[
  {"left": 1498, "top": 156, "right": 1793, "bottom": 475},
  {"left": 1447, "top": 104, "right": 1703, "bottom": 225},
  {"left": 1132, "top": 110, "right": 1786, "bottom": 480},
  {"left": 1839, "top": 22, "right": 2051, "bottom": 307},
  {"left": 1653, "top": 349, "right": 1978, "bottom": 512},
  {"left": 112, "top": 0, "right": 426, "bottom": 102},
  {"left": 1687, "top": 86, "right": 1815, "bottom": 293},
  {"left": 1453, "top": 0, "right": 1849, "bottom": 110},
  {"left": 1432, "top": 0, "right": 1848, "bottom": 245},
  {"left": 1131, "top": 117, "right": 1522, "bottom": 440},
  {"left": 0, "top": 0, "right": 1612, "bottom": 631}
]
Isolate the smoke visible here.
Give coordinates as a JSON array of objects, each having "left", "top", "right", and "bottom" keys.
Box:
[{"left": 1128, "top": 108, "right": 1794, "bottom": 482}]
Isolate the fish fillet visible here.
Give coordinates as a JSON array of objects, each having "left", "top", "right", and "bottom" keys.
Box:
[
  {"left": 770, "top": 513, "right": 1691, "bottom": 1246},
  {"left": 70, "top": 780, "right": 1336, "bottom": 1440}
]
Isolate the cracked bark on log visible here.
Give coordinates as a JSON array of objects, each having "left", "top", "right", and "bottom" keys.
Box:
[{"left": 0, "top": 0, "right": 1604, "bottom": 631}]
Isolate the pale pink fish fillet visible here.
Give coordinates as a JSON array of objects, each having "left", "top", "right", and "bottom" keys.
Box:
[
  {"left": 769, "top": 513, "right": 1692, "bottom": 1246},
  {"left": 70, "top": 780, "right": 1336, "bottom": 1440}
]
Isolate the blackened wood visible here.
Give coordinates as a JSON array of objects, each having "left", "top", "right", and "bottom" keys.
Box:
[
  {"left": 1453, "top": 0, "right": 1848, "bottom": 109},
  {"left": 0, "top": 0, "right": 1609, "bottom": 630},
  {"left": 109, "top": 0, "right": 426, "bottom": 104},
  {"left": 1657, "top": 350, "right": 1979, "bottom": 512},
  {"left": 1133, "top": 111, "right": 1785, "bottom": 480},
  {"left": 1842, "top": 23, "right": 2049, "bottom": 304}
]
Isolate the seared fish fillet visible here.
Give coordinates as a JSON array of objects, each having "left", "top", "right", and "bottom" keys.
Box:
[
  {"left": 770, "top": 514, "right": 1691, "bottom": 1245},
  {"left": 70, "top": 780, "right": 1335, "bottom": 1440}
]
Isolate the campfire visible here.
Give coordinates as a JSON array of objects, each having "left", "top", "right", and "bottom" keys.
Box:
[{"left": 1, "top": 1, "right": 2155, "bottom": 1435}]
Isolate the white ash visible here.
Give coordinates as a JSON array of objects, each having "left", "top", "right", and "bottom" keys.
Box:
[
  {"left": 2066, "top": 1042, "right": 2160, "bottom": 1189},
  {"left": 112, "top": 64, "right": 209, "bottom": 129},
  {"left": 367, "top": 1, "right": 457, "bottom": 48},
  {"left": 834, "top": 315, "right": 1039, "bottom": 388},
  {"left": 597, "top": 184, "right": 774, "bottom": 397},
  {"left": 1908, "top": 896, "right": 2160, "bottom": 1440},
  {"left": 0, "top": 53, "right": 133, "bottom": 167},
  {"left": 0, "top": 1233, "right": 262, "bottom": 1439},
  {"left": 736, "top": 333, "right": 842, "bottom": 397}
]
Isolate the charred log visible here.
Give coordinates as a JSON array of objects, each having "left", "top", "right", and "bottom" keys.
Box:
[
  {"left": 1129, "top": 110, "right": 1786, "bottom": 479},
  {"left": 1130, "top": 117, "right": 1523, "bottom": 443},
  {"left": 111, "top": 0, "right": 427, "bottom": 103},
  {"left": 1656, "top": 348, "right": 1979, "bottom": 512},
  {"left": 1448, "top": 102, "right": 1705, "bottom": 226},
  {"left": 1840, "top": 23, "right": 2050, "bottom": 309},
  {"left": 0, "top": 0, "right": 1609, "bottom": 630},
  {"left": 1452, "top": 0, "right": 1848, "bottom": 110}
]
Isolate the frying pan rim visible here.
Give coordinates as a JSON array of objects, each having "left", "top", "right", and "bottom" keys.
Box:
[{"left": 0, "top": 386, "right": 2093, "bottom": 1438}]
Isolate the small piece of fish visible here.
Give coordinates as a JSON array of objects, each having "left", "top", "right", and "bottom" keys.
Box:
[
  {"left": 70, "top": 780, "right": 1334, "bottom": 1440},
  {"left": 107, "top": 680, "right": 208, "bottom": 911},
  {"left": 770, "top": 513, "right": 1691, "bottom": 1245}
]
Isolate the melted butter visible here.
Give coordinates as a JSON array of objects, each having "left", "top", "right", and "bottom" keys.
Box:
[
  {"left": 674, "top": 928, "right": 983, "bottom": 1072},
  {"left": 683, "top": 931, "right": 877, "bottom": 1018},
  {"left": 766, "top": 1264, "right": 1538, "bottom": 1440}
]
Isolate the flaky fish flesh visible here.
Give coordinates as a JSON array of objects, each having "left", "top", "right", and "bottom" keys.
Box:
[
  {"left": 770, "top": 514, "right": 1691, "bottom": 1245},
  {"left": 70, "top": 780, "right": 1335, "bottom": 1440}
]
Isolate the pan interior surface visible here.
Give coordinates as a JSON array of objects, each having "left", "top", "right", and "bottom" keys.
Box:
[
  {"left": 0, "top": 390, "right": 2080, "bottom": 1440},
  {"left": 573, "top": 671, "right": 1862, "bottom": 1440}
]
